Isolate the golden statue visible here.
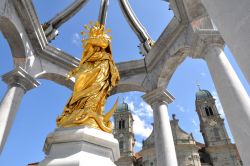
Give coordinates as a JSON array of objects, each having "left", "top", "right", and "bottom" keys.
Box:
[{"left": 56, "top": 22, "right": 120, "bottom": 133}]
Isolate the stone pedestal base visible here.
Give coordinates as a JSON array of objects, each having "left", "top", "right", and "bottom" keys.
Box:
[{"left": 38, "top": 126, "right": 120, "bottom": 166}]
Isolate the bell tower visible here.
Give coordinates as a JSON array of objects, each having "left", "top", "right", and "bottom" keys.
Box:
[
  {"left": 195, "top": 88, "right": 242, "bottom": 166},
  {"left": 113, "top": 101, "right": 135, "bottom": 166},
  {"left": 195, "top": 88, "right": 231, "bottom": 146}
]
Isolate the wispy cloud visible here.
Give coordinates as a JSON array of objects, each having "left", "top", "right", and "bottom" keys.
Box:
[
  {"left": 212, "top": 90, "right": 225, "bottom": 118},
  {"left": 134, "top": 141, "right": 143, "bottom": 149},
  {"left": 191, "top": 119, "right": 198, "bottom": 128},
  {"left": 200, "top": 72, "right": 206, "bottom": 77},
  {"left": 176, "top": 104, "right": 189, "bottom": 113},
  {"left": 124, "top": 96, "right": 153, "bottom": 139},
  {"left": 124, "top": 97, "right": 153, "bottom": 117},
  {"left": 191, "top": 118, "right": 200, "bottom": 134},
  {"left": 132, "top": 114, "right": 153, "bottom": 138},
  {"left": 72, "top": 33, "right": 81, "bottom": 46},
  {"left": 176, "top": 105, "right": 185, "bottom": 112},
  {"left": 125, "top": 98, "right": 135, "bottom": 112}
]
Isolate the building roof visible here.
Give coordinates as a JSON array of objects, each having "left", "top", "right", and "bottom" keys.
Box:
[
  {"left": 170, "top": 115, "right": 196, "bottom": 144},
  {"left": 195, "top": 89, "right": 213, "bottom": 100}
]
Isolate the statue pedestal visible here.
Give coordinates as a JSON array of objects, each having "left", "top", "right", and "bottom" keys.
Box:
[{"left": 38, "top": 126, "right": 120, "bottom": 166}]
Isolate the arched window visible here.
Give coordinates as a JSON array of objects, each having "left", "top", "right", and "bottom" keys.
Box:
[
  {"left": 122, "top": 120, "right": 125, "bottom": 129},
  {"left": 118, "top": 119, "right": 125, "bottom": 129},
  {"left": 205, "top": 107, "right": 210, "bottom": 116},
  {"left": 205, "top": 106, "right": 213, "bottom": 116},
  {"left": 119, "top": 120, "right": 122, "bottom": 129},
  {"left": 208, "top": 107, "right": 213, "bottom": 116}
]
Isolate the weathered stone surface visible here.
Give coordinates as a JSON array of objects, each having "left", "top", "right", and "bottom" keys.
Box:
[{"left": 39, "top": 126, "right": 120, "bottom": 166}]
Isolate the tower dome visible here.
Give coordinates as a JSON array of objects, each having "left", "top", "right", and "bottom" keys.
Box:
[
  {"left": 116, "top": 101, "right": 130, "bottom": 112},
  {"left": 195, "top": 89, "right": 213, "bottom": 100}
]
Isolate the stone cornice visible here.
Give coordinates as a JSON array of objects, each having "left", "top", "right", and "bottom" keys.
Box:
[
  {"left": 2, "top": 67, "right": 40, "bottom": 92},
  {"left": 142, "top": 87, "right": 175, "bottom": 105},
  {"left": 206, "top": 143, "right": 238, "bottom": 153},
  {"left": 191, "top": 30, "right": 225, "bottom": 59}
]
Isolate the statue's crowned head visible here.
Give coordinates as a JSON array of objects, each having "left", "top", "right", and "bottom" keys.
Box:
[{"left": 81, "top": 21, "right": 111, "bottom": 42}]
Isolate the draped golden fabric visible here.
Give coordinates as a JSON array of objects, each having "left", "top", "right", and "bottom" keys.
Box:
[{"left": 56, "top": 24, "right": 120, "bottom": 133}]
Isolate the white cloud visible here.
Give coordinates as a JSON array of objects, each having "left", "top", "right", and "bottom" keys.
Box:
[
  {"left": 212, "top": 90, "right": 225, "bottom": 118},
  {"left": 123, "top": 95, "right": 153, "bottom": 138},
  {"left": 124, "top": 97, "right": 135, "bottom": 112},
  {"left": 190, "top": 118, "right": 200, "bottom": 134},
  {"left": 192, "top": 119, "right": 198, "bottom": 127},
  {"left": 134, "top": 141, "right": 143, "bottom": 149},
  {"left": 124, "top": 98, "right": 153, "bottom": 117},
  {"left": 132, "top": 114, "right": 153, "bottom": 138},
  {"left": 72, "top": 33, "right": 81, "bottom": 46},
  {"left": 176, "top": 105, "right": 185, "bottom": 112},
  {"left": 176, "top": 104, "right": 189, "bottom": 113},
  {"left": 200, "top": 72, "right": 206, "bottom": 77},
  {"left": 138, "top": 102, "right": 153, "bottom": 117}
]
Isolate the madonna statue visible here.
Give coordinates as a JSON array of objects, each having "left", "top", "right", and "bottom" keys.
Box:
[{"left": 56, "top": 22, "right": 120, "bottom": 133}]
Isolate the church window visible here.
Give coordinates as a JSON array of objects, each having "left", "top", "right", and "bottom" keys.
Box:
[
  {"left": 122, "top": 120, "right": 125, "bottom": 129},
  {"left": 205, "top": 107, "right": 210, "bottom": 116},
  {"left": 205, "top": 106, "right": 213, "bottom": 116},
  {"left": 119, "top": 141, "right": 124, "bottom": 151},
  {"left": 208, "top": 107, "right": 213, "bottom": 116},
  {"left": 119, "top": 120, "right": 122, "bottom": 129},
  {"left": 118, "top": 119, "right": 125, "bottom": 129}
]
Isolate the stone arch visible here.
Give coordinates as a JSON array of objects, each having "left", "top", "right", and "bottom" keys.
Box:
[
  {"left": 36, "top": 71, "right": 146, "bottom": 94},
  {"left": 157, "top": 47, "right": 190, "bottom": 88},
  {"left": 111, "top": 83, "right": 146, "bottom": 95},
  {"left": 36, "top": 72, "right": 74, "bottom": 90},
  {"left": 0, "top": 16, "right": 26, "bottom": 64}
]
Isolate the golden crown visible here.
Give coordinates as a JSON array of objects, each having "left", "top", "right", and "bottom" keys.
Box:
[{"left": 81, "top": 21, "right": 111, "bottom": 41}]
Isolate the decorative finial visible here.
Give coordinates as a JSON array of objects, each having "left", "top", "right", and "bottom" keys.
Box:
[
  {"left": 196, "top": 81, "right": 201, "bottom": 90},
  {"left": 172, "top": 114, "right": 176, "bottom": 120}
]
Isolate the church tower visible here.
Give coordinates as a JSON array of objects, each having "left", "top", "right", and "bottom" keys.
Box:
[
  {"left": 195, "top": 88, "right": 242, "bottom": 166},
  {"left": 195, "top": 89, "right": 231, "bottom": 146},
  {"left": 113, "top": 101, "right": 135, "bottom": 166}
]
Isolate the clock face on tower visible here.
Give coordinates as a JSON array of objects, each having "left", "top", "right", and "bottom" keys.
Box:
[{"left": 208, "top": 119, "right": 217, "bottom": 126}]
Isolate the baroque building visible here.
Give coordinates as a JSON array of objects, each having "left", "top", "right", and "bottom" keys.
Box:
[{"left": 114, "top": 89, "right": 242, "bottom": 166}]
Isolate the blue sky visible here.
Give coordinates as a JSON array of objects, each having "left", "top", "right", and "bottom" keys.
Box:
[{"left": 0, "top": 1, "right": 249, "bottom": 165}]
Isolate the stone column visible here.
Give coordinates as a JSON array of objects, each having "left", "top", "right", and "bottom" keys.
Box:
[
  {"left": 0, "top": 67, "right": 40, "bottom": 153},
  {"left": 142, "top": 88, "right": 178, "bottom": 166},
  {"left": 203, "top": 45, "right": 250, "bottom": 165},
  {"left": 201, "top": 0, "right": 250, "bottom": 84}
]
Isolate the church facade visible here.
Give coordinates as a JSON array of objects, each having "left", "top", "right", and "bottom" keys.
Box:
[{"left": 113, "top": 89, "right": 243, "bottom": 166}]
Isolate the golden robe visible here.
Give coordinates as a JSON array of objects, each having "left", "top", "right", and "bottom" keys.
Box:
[{"left": 56, "top": 36, "right": 120, "bottom": 132}]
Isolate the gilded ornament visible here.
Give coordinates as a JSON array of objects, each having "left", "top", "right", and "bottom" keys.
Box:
[{"left": 56, "top": 22, "right": 120, "bottom": 133}]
